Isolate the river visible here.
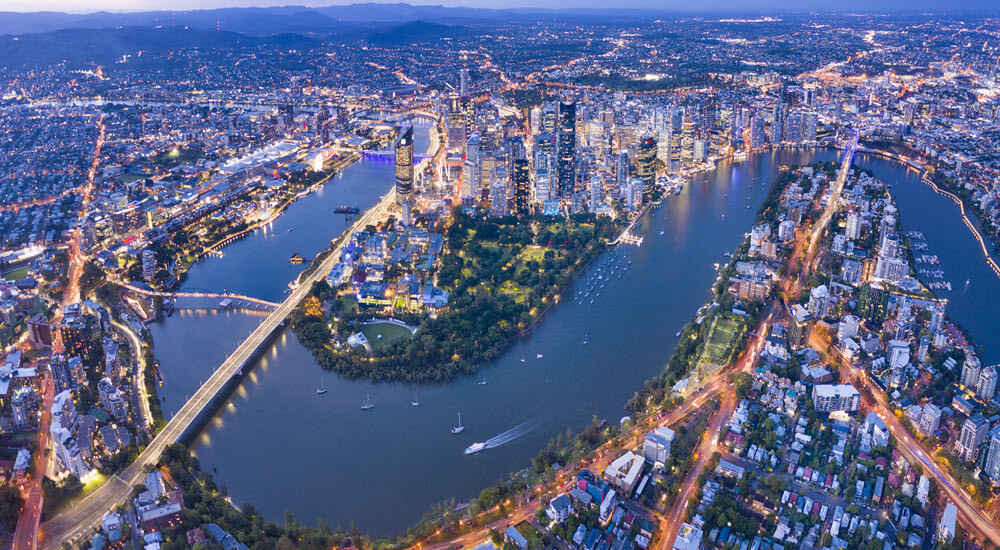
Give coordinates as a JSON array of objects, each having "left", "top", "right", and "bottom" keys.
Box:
[{"left": 146, "top": 146, "right": 1000, "bottom": 534}]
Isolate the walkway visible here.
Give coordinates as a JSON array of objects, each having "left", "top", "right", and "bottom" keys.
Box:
[{"left": 118, "top": 282, "right": 279, "bottom": 310}]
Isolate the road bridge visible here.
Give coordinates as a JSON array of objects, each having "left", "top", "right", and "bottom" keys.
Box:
[{"left": 39, "top": 189, "right": 396, "bottom": 550}]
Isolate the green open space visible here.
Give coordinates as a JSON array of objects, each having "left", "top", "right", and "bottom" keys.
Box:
[
  {"left": 702, "top": 318, "right": 741, "bottom": 364},
  {"left": 359, "top": 321, "right": 414, "bottom": 351},
  {"left": 1, "top": 267, "right": 28, "bottom": 281}
]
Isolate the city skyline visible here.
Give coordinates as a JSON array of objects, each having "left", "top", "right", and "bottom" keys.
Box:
[{"left": 3, "top": 5, "right": 1000, "bottom": 550}]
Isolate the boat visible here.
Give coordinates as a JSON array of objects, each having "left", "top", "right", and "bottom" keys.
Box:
[
  {"left": 675, "top": 329, "right": 682, "bottom": 337},
  {"left": 673, "top": 186, "right": 682, "bottom": 195},
  {"left": 536, "top": 354, "right": 544, "bottom": 359},
  {"left": 411, "top": 393, "right": 420, "bottom": 407},
  {"left": 659, "top": 230, "right": 665, "bottom": 235},
  {"left": 317, "top": 376, "right": 328, "bottom": 395},
  {"left": 451, "top": 412, "right": 465, "bottom": 434},
  {"left": 582, "top": 334, "right": 589, "bottom": 345},
  {"left": 361, "top": 394, "right": 374, "bottom": 410},
  {"left": 465, "top": 442, "right": 486, "bottom": 454},
  {"left": 478, "top": 375, "right": 487, "bottom": 386}
]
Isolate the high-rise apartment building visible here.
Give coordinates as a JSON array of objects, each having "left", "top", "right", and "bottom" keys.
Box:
[
  {"left": 636, "top": 136, "right": 657, "bottom": 202},
  {"left": 394, "top": 126, "right": 414, "bottom": 205},
  {"left": 510, "top": 159, "right": 531, "bottom": 218},
  {"left": 956, "top": 413, "right": 989, "bottom": 463},
  {"left": 557, "top": 102, "right": 576, "bottom": 198}
]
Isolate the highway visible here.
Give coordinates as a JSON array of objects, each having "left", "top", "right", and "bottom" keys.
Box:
[
  {"left": 112, "top": 319, "right": 152, "bottom": 433},
  {"left": 38, "top": 188, "right": 397, "bottom": 550}
]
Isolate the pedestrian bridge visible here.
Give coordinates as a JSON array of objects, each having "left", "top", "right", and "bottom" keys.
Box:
[{"left": 119, "top": 282, "right": 279, "bottom": 310}]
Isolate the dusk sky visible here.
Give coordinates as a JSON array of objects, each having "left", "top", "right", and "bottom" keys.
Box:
[{"left": 3, "top": 0, "right": 997, "bottom": 14}]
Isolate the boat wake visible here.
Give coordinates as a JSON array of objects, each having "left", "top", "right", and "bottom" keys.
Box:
[{"left": 466, "top": 419, "right": 539, "bottom": 454}]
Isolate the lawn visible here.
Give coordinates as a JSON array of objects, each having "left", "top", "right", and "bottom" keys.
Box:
[
  {"left": 1, "top": 267, "right": 28, "bottom": 281},
  {"left": 702, "top": 318, "right": 741, "bottom": 364},
  {"left": 359, "top": 321, "right": 414, "bottom": 351}
]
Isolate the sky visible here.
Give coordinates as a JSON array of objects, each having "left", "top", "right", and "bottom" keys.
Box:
[{"left": 2, "top": 0, "right": 996, "bottom": 14}]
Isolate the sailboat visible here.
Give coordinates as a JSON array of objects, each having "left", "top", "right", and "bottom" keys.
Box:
[
  {"left": 582, "top": 334, "right": 589, "bottom": 345},
  {"left": 361, "top": 394, "right": 374, "bottom": 410},
  {"left": 478, "top": 375, "right": 488, "bottom": 386},
  {"left": 520, "top": 354, "right": 526, "bottom": 363},
  {"left": 317, "top": 376, "right": 328, "bottom": 395},
  {"left": 451, "top": 412, "right": 465, "bottom": 434},
  {"left": 411, "top": 393, "right": 420, "bottom": 407}
]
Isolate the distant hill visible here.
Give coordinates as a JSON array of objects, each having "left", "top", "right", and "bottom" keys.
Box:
[
  {"left": 0, "top": 4, "right": 680, "bottom": 37},
  {"left": 0, "top": 7, "right": 358, "bottom": 36},
  {"left": 364, "top": 20, "right": 472, "bottom": 46},
  {"left": 0, "top": 27, "right": 317, "bottom": 68}
]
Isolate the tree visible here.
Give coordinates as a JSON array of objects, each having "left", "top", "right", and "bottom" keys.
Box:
[{"left": 733, "top": 372, "right": 752, "bottom": 397}]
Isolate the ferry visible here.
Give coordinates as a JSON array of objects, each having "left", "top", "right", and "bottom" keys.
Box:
[{"left": 465, "top": 442, "right": 486, "bottom": 454}]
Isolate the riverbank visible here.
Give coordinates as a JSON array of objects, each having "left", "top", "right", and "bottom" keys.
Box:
[
  {"left": 856, "top": 142, "right": 1000, "bottom": 280},
  {"left": 291, "top": 210, "right": 623, "bottom": 383}
]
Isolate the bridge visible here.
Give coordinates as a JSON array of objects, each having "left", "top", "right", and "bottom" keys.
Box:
[
  {"left": 362, "top": 150, "right": 433, "bottom": 161},
  {"left": 38, "top": 189, "right": 396, "bottom": 550},
  {"left": 117, "top": 281, "right": 280, "bottom": 310}
]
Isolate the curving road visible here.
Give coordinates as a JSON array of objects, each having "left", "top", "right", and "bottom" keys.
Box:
[{"left": 39, "top": 189, "right": 396, "bottom": 550}]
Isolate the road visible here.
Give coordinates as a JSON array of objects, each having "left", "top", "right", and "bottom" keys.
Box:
[
  {"left": 659, "top": 392, "right": 738, "bottom": 550},
  {"left": 112, "top": 319, "right": 152, "bottom": 433},
  {"left": 791, "top": 138, "right": 1000, "bottom": 547},
  {"left": 38, "top": 189, "right": 397, "bottom": 550},
  {"left": 823, "top": 348, "right": 1000, "bottom": 547},
  {"left": 13, "top": 375, "right": 55, "bottom": 550}
]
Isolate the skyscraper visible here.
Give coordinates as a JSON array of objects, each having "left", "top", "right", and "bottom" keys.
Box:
[
  {"left": 750, "top": 114, "right": 765, "bottom": 149},
  {"left": 557, "top": 101, "right": 576, "bottom": 198},
  {"left": 956, "top": 413, "right": 989, "bottom": 463},
  {"left": 617, "top": 150, "right": 630, "bottom": 190},
  {"left": 637, "top": 136, "right": 657, "bottom": 202},
  {"left": 977, "top": 366, "right": 998, "bottom": 401},
  {"left": 919, "top": 404, "right": 941, "bottom": 436},
  {"left": 394, "top": 126, "right": 414, "bottom": 205},
  {"left": 983, "top": 424, "right": 1000, "bottom": 484},
  {"left": 962, "top": 354, "right": 982, "bottom": 389},
  {"left": 510, "top": 159, "right": 531, "bottom": 218}
]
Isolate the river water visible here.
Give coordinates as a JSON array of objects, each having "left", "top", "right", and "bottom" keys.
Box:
[{"left": 146, "top": 146, "right": 1000, "bottom": 534}]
